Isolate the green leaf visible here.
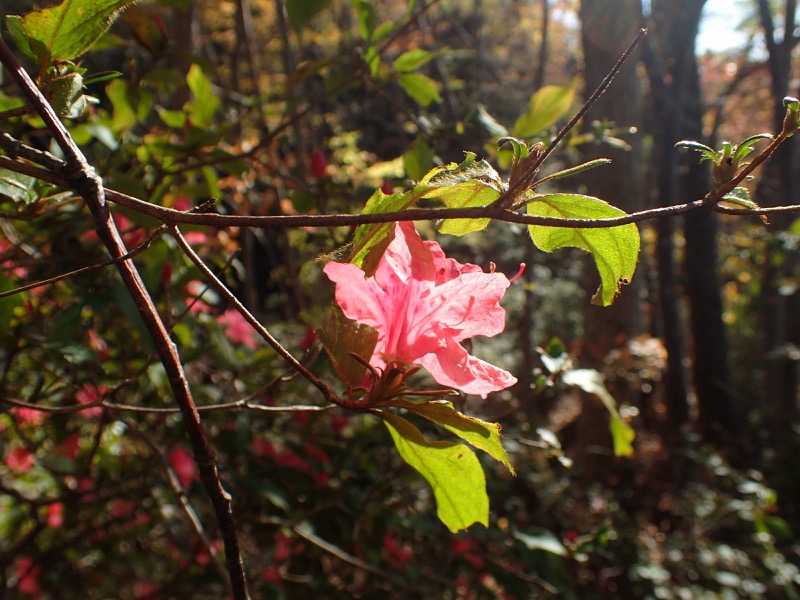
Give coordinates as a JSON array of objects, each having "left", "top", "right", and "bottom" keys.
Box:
[
  {"left": 383, "top": 412, "right": 488, "bottom": 533},
  {"left": 393, "top": 49, "right": 434, "bottom": 72},
  {"left": 349, "top": 187, "right": 430, "bottom": 274},
  {"left": 317, "top": 305, "right": 378, "bottom": 390},
  {"left": 732, "top": 133, "right": 773, "bottom": 161},
  {"left": 156, "top": 107, "right": 187, "bottom": 129},
  {"left": 47, "top": 71, "right": 85, "bottom": 117},
  {"left": 513, "top": 528, "right": 569, "bottom": 556},
  {"left": 351, "top": 0, "right": 377, "bottom": 40},
  {"left": 526, "top": 193, "right": 639, "bottom": 306},
  {"left": 465, "top": 105, "right": 508, "bottom": 138},
  {"left": 424, "top": 181, "right": 498, "bottom": 235},
  {"left": 106, "top": 79, "right": 136, "bottom": 132},
  {"left": 675, "top": 140, "right": 718, "bottom": 163},
  {"left": 9, "top": 0, "right": 135, "bottom": 64},
  {"left": 0, "top": 169, "right": 38, "bottom": 204},
  {"left": 398, "top": 72, "right": 440, "bottom": 106},
  {"left": 286, "top": 0, "right": 331, "bottom": 29},
  {"left": 185, "top": 64, "right": 219, "bottom": 129},
  {"left": 403, "top": 137, "right": 435, "bottom": 181},
  {"left": 393, "top": 399, "right": 514, "bottom": 474},
  {"left": 561, "top": 368, "right": 635, "bottom": 457},
  {"left": 513, "top": 83, "right": 575, "bottom": 138}
]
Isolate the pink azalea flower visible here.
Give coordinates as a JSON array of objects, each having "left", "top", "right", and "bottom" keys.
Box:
[
  {"left": 6, "top": 447, "right": 35, "bottom": 472},
  {"left": 168, "top": 446, "right": 199, "bottom": 489},
  {"left": 324, "top": 221, "right": 518, "bottom": 398},
  {"left": 75, "top": 383, "right": 106, "bottom": 418},
  {"left": 218, "top": 309, "right": 258, "bottom": 350}
]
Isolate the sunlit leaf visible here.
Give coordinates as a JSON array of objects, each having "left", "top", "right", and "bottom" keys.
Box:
[
  {"left": 513, "top": 83, "right": 576, "bottom": 138},
  {"left": 398, "top": 72, "right": 440, "bottom": 106},
  {"left": 383, "top": 412, "right": 488, "bottom": 533},
  {"left": 424, "top": 181, "right": 499, "bottom": 235},
  {"left": 513, "top": 528, "right": 569, "bottom": 556},
  {"left": 561, "top": 368, "right": 635, "bottom": 457},
  {"left": 393, "top": 49, "right": 434, "bottom": 72},
  {"left": 393, "top": 399, "right": 514, "bottom": 474},
  {"left": 526, "top": 193, "right": 639, "bottom": 306},
  {"left": 185, "top": 64, "right": 219, "bottom": 129},
  {"left": 8, "top": 0, "right": 135, "bottom": 64}
]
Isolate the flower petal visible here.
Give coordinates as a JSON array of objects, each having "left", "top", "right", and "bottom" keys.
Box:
[{"left": 418, "top": 336, "right": 516, "bottom": 398}]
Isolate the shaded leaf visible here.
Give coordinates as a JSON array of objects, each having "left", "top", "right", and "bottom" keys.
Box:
[
  {"left": 513, "top": 83, "right": 575, "bottom": 138},
  {"left": 351, "top": 0, "right": 377, "bottom": 40},
  {"left": 383, "top": 412, "right": 488, "bottom": 533},
  {"left": 286, "top": 0, "right": 331, "bottom": 29},
  {"left": 527, "top": 193, "right": 639, "bottom": 306},
  {"left": 393, "top": 399, "right": 514, "bottom": 474},
  {"left": 122, "top": 5, "right": 168, "bottom": 54},
  {"left": 403, "top": 137, "right": 435, "bottom": 181},
  {"left": 0, "top": 169, "right": 38, "bottom": 204},
  {"left": 317, "top": 306, "right": 378, "bottom": 390},
  {"left": 561, "top": 368, "right": 635, "bottom": 457}
]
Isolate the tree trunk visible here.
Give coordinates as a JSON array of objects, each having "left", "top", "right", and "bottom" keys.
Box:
[
  {"left": 755, "top": 0, "right": 799, "bottom": 428},
  {"left": 578, "top": 0, "right": 646, "bottom": 369},
  {"left": 647, "top": 0, "right": 737, "bottom": 443}
]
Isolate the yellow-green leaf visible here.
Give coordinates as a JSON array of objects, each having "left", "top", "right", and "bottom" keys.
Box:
[
  {"left": 383, "top": 412, "right": 488, "bottom": 533},
  {"left": 424, "top": 181, "right": 499, "bottom": 236},
  {"left": 513, "top": 82, "right": 576, "bottom": 138},
  {"left": 393, "top": 49, "right": 434, "bottom": 72},
  {"left": 398, "top": 72, "right": 440, "bottom": 106},
  {"left": 8, "top": 0, "right": 135, "bottom": 64},
  {"left": 393, "top": 400, "right": 514, "bottom": 474},
  {"left": 185, "top": 64, "right": 219, "bottom": 129},
  {"left": 527, "top": 193, "right": 639, "bottom": 306}
]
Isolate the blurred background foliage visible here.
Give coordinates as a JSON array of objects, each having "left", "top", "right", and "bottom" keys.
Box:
[{"left": 1, "top": 0, "right": 799, "bottom": 598}]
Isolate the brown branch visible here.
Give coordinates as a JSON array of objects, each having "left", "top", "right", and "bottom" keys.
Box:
[
  {"left": 0, "top": 40, "right": 250, "bottom": 599},
  {"left": 2, "top": 132, "right": 800, "bottom": 231}
]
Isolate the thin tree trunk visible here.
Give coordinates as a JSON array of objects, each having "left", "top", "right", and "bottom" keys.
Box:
[
  {"left": 518, "top": 0, "right": 551, "bottom": 409},
  {"left": 578, "top": 0, "right": 645, "bottom": 367},
  {"left": 755, "top": 0, "right": 799, "bottom": 427}
]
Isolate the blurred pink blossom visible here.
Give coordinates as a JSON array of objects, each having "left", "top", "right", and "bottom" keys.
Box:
[
  {"left": 168, "top": 446, "right": 199, "bottom": 489},
  {"left": 218, "top": 309, "right": 258, "bottom": 350}
]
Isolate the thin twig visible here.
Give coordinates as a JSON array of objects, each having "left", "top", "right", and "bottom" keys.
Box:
[
  {"left": 124, "top": 418, "right": 231, "bottom": 587},
  {"left": 170, "top": 226, "right": 366, "bottom": 411},
  {"left": 491, "top": 28, "right": 648, "bottom": 209},
  {"left": 0, "top": 226, "right": 166, "bottom": 300}
]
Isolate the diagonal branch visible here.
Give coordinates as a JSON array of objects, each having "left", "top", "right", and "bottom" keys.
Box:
[{"left": 0, "top": 40, "right": 250, "bottom": 600}]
